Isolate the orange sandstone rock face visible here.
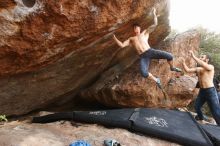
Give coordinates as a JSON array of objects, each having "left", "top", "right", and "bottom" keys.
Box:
[
  {"left": 0, "top": 1, "right": 16, "bottom": 9},
  {"left": 0, "top": 0, "right": 170, "bottom": 115},
  {"left": 0, "top": 0, "right": 169, "bottom": 76},
  {"left": 81, "top": 30, "right": 200, "bottom": 109}
]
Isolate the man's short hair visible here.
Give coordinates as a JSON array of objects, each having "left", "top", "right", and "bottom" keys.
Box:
[
  {"left": 205, "top": 54, "right": 211, "bottom": 62},
  {"left": 200, "top": 53, "right": 212, "bottom": 62},
  {"left": 133, "top": 23, "right": 140, "bottom": 28}
]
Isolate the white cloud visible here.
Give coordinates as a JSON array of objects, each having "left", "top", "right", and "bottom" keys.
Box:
[{"left": 170, "top": 0, "right": 220, "bottom": 33}]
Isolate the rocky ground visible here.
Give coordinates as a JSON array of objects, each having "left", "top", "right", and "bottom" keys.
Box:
[
  {"left": 0, "top": 107, "right": 217, "bottom": 146},
  {"left": 0, "top": 111, "right": 181, "bottom": 146}
]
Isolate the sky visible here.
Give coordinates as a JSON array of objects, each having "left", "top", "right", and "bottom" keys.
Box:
[{"left": 169, "top": 0, "right": 220, "bottom": 33}]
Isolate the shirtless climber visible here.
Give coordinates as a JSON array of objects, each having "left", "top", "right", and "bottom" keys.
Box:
[
  {"left": 113, "top": 8, "right": 181, "bottom": 89},
  {"left": 182, "top": 51, "right": 220, "bottom": 125}
]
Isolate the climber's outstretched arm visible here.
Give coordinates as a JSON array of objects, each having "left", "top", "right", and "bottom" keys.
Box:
[
  {"left": 143, "top": 8, "right": 158, "bottom": 34},
  {"left": 182, "top": 58, "right": 202, "bottom": 73},
  {"left": 113, "top": 34, "right": 130, "bottom": 48}
]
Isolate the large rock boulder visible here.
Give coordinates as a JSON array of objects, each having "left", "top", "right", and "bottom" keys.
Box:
[
  {"left": 0, "top": 0, "right": 170, "bottom": 115},
  {"left": 81, "top": 30, "right": 200, "bottom": 108}
]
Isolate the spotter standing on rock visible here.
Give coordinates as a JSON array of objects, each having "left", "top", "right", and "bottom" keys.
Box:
[
  {"left": 113, "top": 8, "right": 182, "bottom": 89},
  {"left": 182, "top": 51, "right": 220, "bottom": 125}
]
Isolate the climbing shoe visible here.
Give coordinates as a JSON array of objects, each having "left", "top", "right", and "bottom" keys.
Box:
[
  {"left": 104, "top": 139, "right": 121, "bottom": 146},
  {"left": 171, "top": 67, "right": 182, "bottom": 73},
  {"left": 156, "top": 78, "right": 162, "bottom": 89}
]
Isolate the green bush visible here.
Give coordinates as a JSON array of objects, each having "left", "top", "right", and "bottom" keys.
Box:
[
  {"left": 0, "top": 115, "right": 7, "bottom": 122},
  {"left": 198, "top": 27, "right": 220, "bottom": 80}
]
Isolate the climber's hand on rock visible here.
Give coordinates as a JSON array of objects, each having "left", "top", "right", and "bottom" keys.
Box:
[
  {"left": 189, "top": 50, "right": 194, "bottom": 57},
  {"left": 179, "top": 57, "right": 185, "bottom": 64},
  {"left": 152, "top": 7, "right": 156, "bottom": 14}
]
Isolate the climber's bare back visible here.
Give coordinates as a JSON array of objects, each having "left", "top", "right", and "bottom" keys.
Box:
[{"left": 129, "top": 33, "right": 151, "bottom": 55}]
